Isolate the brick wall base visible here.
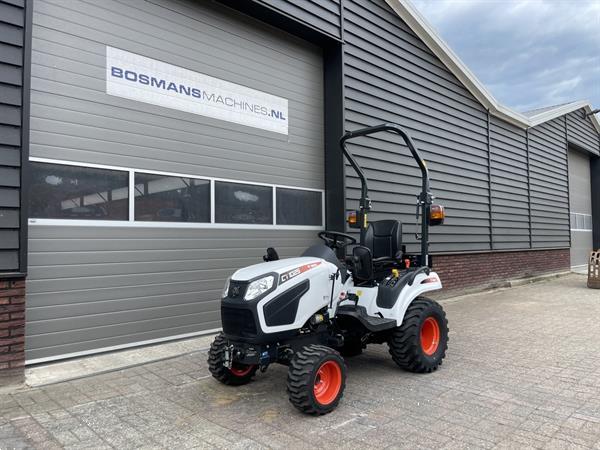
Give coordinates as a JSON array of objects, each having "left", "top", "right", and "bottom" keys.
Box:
[
  {"left": 0, "top": 277, "right": 26, "bottom": 385},
  {"left": 431, "top": 248, "right": 570, "bottom": 296}
]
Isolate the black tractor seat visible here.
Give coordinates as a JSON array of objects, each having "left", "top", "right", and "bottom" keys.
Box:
[{"left": 364, "top": 219, "right": 403, "bottom": 278}]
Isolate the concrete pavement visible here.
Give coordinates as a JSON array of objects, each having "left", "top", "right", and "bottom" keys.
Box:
[{"left": 1, "top": 274, "right": 599, "bottom": 449}]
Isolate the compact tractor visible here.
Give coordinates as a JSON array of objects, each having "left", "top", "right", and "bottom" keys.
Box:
[{"left": 208, "top": 124, "right": 449, "bottom": 415}]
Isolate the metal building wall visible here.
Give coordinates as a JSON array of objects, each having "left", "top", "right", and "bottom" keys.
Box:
[
  {"left": 257, "top": 0, "right": 342, "bottom": 39},
  {"left": 26, "top": 0, "right": 324, "bottom": 362},
  {"left": 339, "top": 0, "right": 596, "bottom": 256},
  {"left": 528, "top": 118, "right": 570, "bottom": 248},
  {"left": 489, "top": 117, "right": 530, "bottom": 250},
  {"left": 0, "top": 0, "right": 29, "bottom": 273},
  {"left": 567, "top": 110, "right": 600, "bottom": 156},
  {"left": 342, "top": 0, "right": 491, "bottom": 254}
]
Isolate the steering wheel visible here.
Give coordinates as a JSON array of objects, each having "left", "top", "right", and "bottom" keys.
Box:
[{"left": 318, "top": 231, "right": 357, "bottom": 250}]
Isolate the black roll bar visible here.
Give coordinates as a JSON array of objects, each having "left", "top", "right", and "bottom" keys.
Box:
[{"left": 340, "top": 123, "right": 433, "bottom": 267}]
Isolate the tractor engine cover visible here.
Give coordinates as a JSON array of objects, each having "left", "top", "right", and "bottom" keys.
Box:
[{"left": 221, "top": 256, "right": 339, "bottom": 343}]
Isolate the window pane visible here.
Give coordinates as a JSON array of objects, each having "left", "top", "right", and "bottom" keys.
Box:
[
  {"left": 134, "top": 173, "right": 210, "bottom": 222},
  {"left": 215, "top": 181, "right": 272, "bottom": 224},
  {"left": 276, "top": 188, "right": 322, "bottom": 226},
  {"left": 29, "top": 162, "right": 128, "bottom": 220}
]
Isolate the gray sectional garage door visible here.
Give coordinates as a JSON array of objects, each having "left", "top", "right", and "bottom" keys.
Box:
[
  {"left": 26, "top": 0, "right": 324, "bottom": 362},
  {"left": 568, "top": 149, "right": 593, "bottom": 268}
]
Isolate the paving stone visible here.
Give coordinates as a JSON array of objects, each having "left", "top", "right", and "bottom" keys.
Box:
[{"left": 1, "top": 275, "right": 600, "bottom": 449}]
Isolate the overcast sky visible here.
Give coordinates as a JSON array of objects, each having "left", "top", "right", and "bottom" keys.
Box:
[{"left": 411, "top": 0, "right": 600, "bottom": 113}]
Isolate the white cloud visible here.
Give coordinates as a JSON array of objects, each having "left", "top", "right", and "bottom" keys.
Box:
[{"left": 410, "top": 0, "right": 600, "bottom": 110}]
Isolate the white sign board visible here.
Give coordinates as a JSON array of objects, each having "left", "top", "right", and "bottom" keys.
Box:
[{"left": 106, "top": 46, "right": 288, "bottom": 135}]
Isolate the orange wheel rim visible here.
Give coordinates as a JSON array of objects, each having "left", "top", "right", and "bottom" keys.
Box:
[
  {"left": 313, "top": 360, "right": 342, "bottom": 405},
  {"left": 230, "top": 363, "right": 254, "bottom": 377},
  {"left": 420, "top": 316, "right": 440, "bottom": 356}
]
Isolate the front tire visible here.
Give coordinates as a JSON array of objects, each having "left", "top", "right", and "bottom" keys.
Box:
[
  {"left": 388, "top": 297, "right": 448, "bottom": 373},
  {"left": 208, "top": 333, "right": 258, "bottom": 385},
  {"left": 287, "top": 345, "right": 346, "bottom": 415}
]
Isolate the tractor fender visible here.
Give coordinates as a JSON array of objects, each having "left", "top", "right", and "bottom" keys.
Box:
[{"left": 389, "top": 271, "right": 442, "bottom": 326}]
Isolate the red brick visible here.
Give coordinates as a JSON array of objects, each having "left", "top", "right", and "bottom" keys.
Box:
[
  {"left": 0, "top": 353, "right": 23, "bottom": 362},
  {"left": 0, "top": 304, "right": 24, "bottom": 313},
  {"left": 0, "top": 336, "right": 24, "bottom": 346},
  {"left": 0, "top": 288, "right": 25, "bottom": 298},
  {"left": 10, "top": 279, "right": 25, "bottom": 289},
  {"left": 1, "top": 319, "right": 24, "bottom": 329},
  {"left": 0, "top": 362, "right": 8, "bottom": 370},
  {"left": 0, "top": 313, "right": 9, "bottom": 322},
  {"left": 9, "top": 312, "right": 24, "bottom": 320},
  {"left": 0, "top": 298, "right": 8, "bottom": 305},
  {"left": 9, "top": 296, "right": 25, "bottom": 304},
  {"left": 10, "top": 344, "right": 24, "bottom": 353},
  {"left": 10, "top": 328, "right": 24, "bottom": 337},
  {"left": 432, "top": 248, "right": 570, "bottom": 293},
  {"left": 9, "top": 360, "right": 24, "bottom": 368},
  {"left": 0, "top": 281, "right": 8, "bottom": 289},
  {"left": 0, "top": 346, "right": 7, "bottom": 353}
]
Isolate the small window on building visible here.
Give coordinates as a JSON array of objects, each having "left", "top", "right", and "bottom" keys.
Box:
[
  {"left": 215, "top": 181, "right": 273, "bottom": 224},
  {"left": 29, "top": 162, "right": 129, "bottom": 220},
  {"left": 276, "top": 188, "right": 323, "bottom": 226},
  {"left": 134, "top": 173, "right": 210, "bottom": 222}
]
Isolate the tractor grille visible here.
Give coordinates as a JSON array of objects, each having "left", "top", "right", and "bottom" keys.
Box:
[{"left": 221, "top": 306, "right": 257, "bottom": 338}]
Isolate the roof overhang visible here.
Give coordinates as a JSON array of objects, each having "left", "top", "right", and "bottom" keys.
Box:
[{"left": 384, "top": 0, "right": 600, "bottom": 135}]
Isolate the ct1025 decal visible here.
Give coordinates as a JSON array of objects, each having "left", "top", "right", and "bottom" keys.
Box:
[{"left": 280, "top": 262, "right": 321, "bottom": 284}]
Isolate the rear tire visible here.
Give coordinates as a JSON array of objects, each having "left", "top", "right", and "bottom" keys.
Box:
[
  {"left": 208, "top": 333, "right": 258, "bottom": 386},
  {"left": 388, "top": 297, "right": 448, "bottom": 373},
  {"left": 287, "top": 345, "right": 346, "bottom": 415}
]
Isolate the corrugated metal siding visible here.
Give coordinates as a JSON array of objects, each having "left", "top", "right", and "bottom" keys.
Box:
[
  {"left": 490, "top": 116, "right": 530, "bottom": 250},
  {"left": 528, "top": 118, "right": 570, "bottom": 248},
  {"left": 27, "top": 0, "right": 324, "bottom": 361},
  {"left": 26, "top": 226, "right": 317, "bottom": 361},
  {"left": 0, "top": 0, "right": 24, "bottom": 271},
  {"left": 342, "top": 0, "right": 491, "bottom": 253},
  {"left": 257, "top": 0, "right": 341, "bottom": 39},
  {"left": 567, "top": 109, "right": 600, "bottom": 156}
]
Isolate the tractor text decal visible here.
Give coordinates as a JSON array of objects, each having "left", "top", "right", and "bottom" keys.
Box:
[{"left": 280, "top": 262, "right": 321, "bottom": 284}]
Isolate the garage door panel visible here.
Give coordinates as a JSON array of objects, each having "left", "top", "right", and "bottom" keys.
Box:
[
  {"left": 25, "top": 320, "right": 222, "bottom": 363},
  {"left": 568, "top": 149, "right": 593, "bottom": 267},
  {"left": 26, "top": 311, "right": 221, "bottom": 348},
  {"left": 27, "top": 0, "right": 324, "bottom": 362}
]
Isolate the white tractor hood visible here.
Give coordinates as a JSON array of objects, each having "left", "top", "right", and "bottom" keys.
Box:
[{"left": 231, "top": 257, "right": 326, "bottom": 281}]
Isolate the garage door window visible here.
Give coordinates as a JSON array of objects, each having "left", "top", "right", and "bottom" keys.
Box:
[
  {"left": 276, "top": 188, "right": 323, "bottom": 226},
  {"left": 135, "top": 173, "right": 210, "bottom": 223},
  {"left": 571, "top": 213, "right": 593, "bottom": 231},
  {"left": 215, "top": 181, "right": 273, "bottom": 224},
  {"left": 29, "top": 158, "right": 324, "bottom": 229},
  {"left": 29, "top": 162, "right": 129, "bottom": 220}
]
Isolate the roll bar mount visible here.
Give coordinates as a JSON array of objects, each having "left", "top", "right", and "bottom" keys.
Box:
[{"left": 340, "top": 123, "right": 433, "bottom": 267}]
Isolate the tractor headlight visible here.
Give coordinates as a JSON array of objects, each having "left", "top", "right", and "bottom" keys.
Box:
[
  {"left": 244, "top": 275, "right": 275, "bottom": 301},
  {"left": 222, "top": 276, "right": 231, "bottom": 298}
]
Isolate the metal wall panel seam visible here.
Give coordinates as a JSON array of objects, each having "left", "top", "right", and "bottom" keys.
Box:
[
  {"left": 526, "top": 128, "right": 532, "bottom": 249},
  {"left": 487, "top": 110, "right": 493, "bottom": 249},
  {"left": 565, "top": 115, "right": 572, "bottom": 249}
]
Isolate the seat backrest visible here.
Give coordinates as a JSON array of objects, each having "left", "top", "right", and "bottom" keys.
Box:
[
  {"left": 352, "top": 245, "right": 374, "bottom": 281},
  {"left": 364, "top": 220, "right": 402, "bottom": 259}
]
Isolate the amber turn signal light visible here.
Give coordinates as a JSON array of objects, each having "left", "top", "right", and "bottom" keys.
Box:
[{"left": 429, "top": 204, "right": 445, "bottom": 226}]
